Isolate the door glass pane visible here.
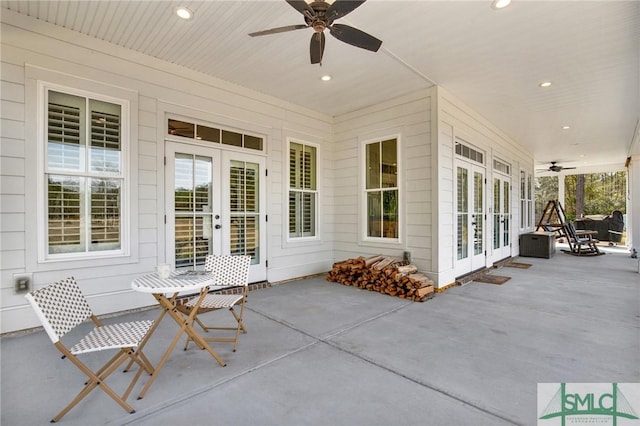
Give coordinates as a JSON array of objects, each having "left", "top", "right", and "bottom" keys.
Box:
[
  {"left": 457, "top": 167, "right": 468, "bottom": 260},
  {"left": 473, "top": 171, "right": 483, "bottom": 255},
  {"left": 230, "top": 160, "right": 260, "bottom": 263},
  {"left": 174, "top": 153, "right": 213, "bottom": 269},
  {"left": 504, "top": 181, "right": 510, "bottom": 246},
  {"left": 457, "top": 215, "right": 468, "bottom": 260},
  {"left": 195, "top": 156, "right": 212, "bottom": 213},
  {"left": 175, "top": 217, "right": 195, "bottom": 269},
  {"left": 175, "top": 154, "right": 194, "bottom": 212},
  {"left": 494, "top": 178, "right": 500, "bottom": 250}
]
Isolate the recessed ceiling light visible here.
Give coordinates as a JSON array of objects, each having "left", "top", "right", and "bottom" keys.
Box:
[
  {"left": 491, "top": 0, "right": 511, "bottom": 9},
  {"left": 321, "top": 75, "right": 332, "bottom": 81},
  {"left": 562, "top": 125, "right": 571, "bottom": 130},
  {"left": 539, "top": 81, "right": 552, "bottom": 88},
  {"left": 175, "top": 6, "right": 193, "bottom": 20}
]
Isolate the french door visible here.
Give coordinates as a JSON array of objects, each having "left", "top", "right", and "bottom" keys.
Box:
[
  {"left": 493, "top": 175, "right": 512, "bottom": 260},
  {"left": 455, "top": 161, "right": 486, "bottom": 276},
  {"left": 165, "top": 141, "right": 266, "bottom": 282}
]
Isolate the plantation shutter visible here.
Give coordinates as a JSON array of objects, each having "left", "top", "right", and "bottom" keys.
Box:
[
  {"left": 47, "top": 92, "right": 84, "bottom": 251},
  {"left": 47, "top": 94, "right": 83, "bottom": 171},
  {"left": 230, "top": 161, "right": 259, "bottom": 262},
  {"left": 288, "top": 143, "right": 317, "bottom": 238}
]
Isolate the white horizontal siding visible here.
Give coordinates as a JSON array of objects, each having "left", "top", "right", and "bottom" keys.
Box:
[
  {"left": 0, "top": 14, "right": 334, "bottom": 333},
  {"left": 435, "top": 86, "right": 534, "bottom": 284},
  {"left": 0, "top": 11, "right": 537, "bottom": 333},
  {"left": 331, "top": 89, "right": 434, "bottom": 278},
  {"left": 1, "top": 100, "right": 24, "bottom": 121},
  {"left": 0, "top": 137, "right": 24, "bottom": 157}
]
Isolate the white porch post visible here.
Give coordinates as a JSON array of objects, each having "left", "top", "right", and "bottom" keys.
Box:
[
  {"left": 628, "top": 155, "right": 640, "bottom": 262},
  {"left": 558, "top": 173, "right": 565, "bottom": 209}
]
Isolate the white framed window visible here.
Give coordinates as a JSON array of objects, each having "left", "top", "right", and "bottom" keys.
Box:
[
  {"left": 40, "top": 84, "right": 129, "bottom": 260},
  {"left": 288, "top": 141, "right": 318, "bottom": 239},
  {"left": 364, "top": 137, "right": 399, "bottom": 241},
  {"left": 520, "top": 169, "right": 533, "bottom": 230}
]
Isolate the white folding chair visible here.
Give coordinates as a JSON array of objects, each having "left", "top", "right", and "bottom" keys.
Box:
[
  {"left": 178, "top": 255, "right": 251, "bottom": 352},
  {"left": 25, "top": 277, "right": 154, "bottom": 422}
]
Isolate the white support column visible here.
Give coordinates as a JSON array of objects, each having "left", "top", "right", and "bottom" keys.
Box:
[
  {"left": 628, "top": 155, "right": 640, "bottom": 263},
  {"left": 558, "top": 173, "right": 565, "bottom": 209}
]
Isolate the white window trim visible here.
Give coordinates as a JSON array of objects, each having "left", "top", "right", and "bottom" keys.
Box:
[
  {"left": 36, "top": 80, "right": 131, "bottom": 263},
  {"left": 519, "top": 167, "right": 534, "bottom": 231},
  {"left": 285, "top": 137, "right": 321, "bottom": 244},
  {"left": 360, "top": 134, "right": 402, "bottom": 246}
]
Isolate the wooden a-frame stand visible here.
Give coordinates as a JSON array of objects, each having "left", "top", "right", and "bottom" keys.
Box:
[{"left": 536, "top": 199, "right": 601, "bottom": 256}]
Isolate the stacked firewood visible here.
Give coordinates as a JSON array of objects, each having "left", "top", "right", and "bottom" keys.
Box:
[{"left": 326, "top": 255, "right": 435, "bottom": 301}]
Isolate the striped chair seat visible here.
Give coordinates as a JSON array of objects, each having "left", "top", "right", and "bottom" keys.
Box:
[
  {"left": 70, "top": 320, "right": 154, "bottom": 355},
  {"left": 186, "top": 294, "right": 243, "bottom": 310}
]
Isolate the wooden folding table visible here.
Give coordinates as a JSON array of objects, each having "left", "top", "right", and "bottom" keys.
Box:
[{"left": 131, "top": 272, "right": 227, "bottom": 399}]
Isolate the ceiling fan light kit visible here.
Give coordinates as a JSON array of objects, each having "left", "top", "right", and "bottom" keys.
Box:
[{"left": 249, "top": 0, "right": 382, "bottom": 65}]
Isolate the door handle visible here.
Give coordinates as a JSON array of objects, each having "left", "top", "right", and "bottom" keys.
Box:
[{"left": 215, "top": 224, "right": 222, "bottom": 229}]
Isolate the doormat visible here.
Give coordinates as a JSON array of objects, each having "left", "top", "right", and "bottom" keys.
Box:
[
  {"left": 503, "top": 262, "right": 532, "bottom": 269},
  {"left": 473, "top": 274, "right": 511, "bottom": 285}
]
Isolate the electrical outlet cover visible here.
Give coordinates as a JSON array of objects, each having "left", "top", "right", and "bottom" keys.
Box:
[{"left": 13, "top": 273, "right": 33, "bottom": 294}]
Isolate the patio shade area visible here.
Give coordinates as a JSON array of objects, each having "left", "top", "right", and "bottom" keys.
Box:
[{"left": 1, "top": 248, "right": 638, "bottom": 425}]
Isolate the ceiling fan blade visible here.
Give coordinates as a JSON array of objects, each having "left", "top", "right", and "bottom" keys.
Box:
[
  {"left": 310, "top": 32, "right": 325, "bottom": 64},
  {"left": 328, "top": 23, "right": 382, "bottom": 52},
  {"left": 249, "top": 24, "right": 309, "bottom": 37},
  {"left": 563, "top": 167, "right": 577, "bottom": 170},
  {"left": 286, "top": 0, "right": 314, "bottom": 15},
  {"left": 326, "top": 0, "right": 367, "bottom": 24}
]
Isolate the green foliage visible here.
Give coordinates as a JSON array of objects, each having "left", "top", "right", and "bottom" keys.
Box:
[
  {"left": 564, "top": 171, "right": 626, "bottom": 217},
  {"left": 535, "top": 172, "right": 626, "bottom": 223},
  {"left": 535, "top": 176, "right": 558, "bottom": 219}
]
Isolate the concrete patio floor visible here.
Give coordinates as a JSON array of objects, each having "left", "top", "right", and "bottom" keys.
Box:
[{"left": 1, "top": 247, "right": 638, "bottom": 426}]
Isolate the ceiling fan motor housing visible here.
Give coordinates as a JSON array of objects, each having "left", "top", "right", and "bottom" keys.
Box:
[{"left": 249, "top": 0, "right": 382, "bottom": 64}]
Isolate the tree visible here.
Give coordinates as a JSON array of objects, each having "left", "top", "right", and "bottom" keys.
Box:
[
  {"left": 564, "top": 171, "right": 626, "bottom": 220},
  {"left": 535, "top": 176, "right": 558, "bottom": 222},
  {"left": 575, "top": 174, "right": 585, "bottom": 218}
]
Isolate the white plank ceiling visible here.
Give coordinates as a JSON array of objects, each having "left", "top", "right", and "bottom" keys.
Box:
[{"left": 2, "top": 0, "right": 639, "bottom": 172}]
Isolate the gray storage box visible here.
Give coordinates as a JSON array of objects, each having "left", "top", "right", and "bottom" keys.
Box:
[{"left": 519, "top": 231, "right": 556, "bottom": 258}]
